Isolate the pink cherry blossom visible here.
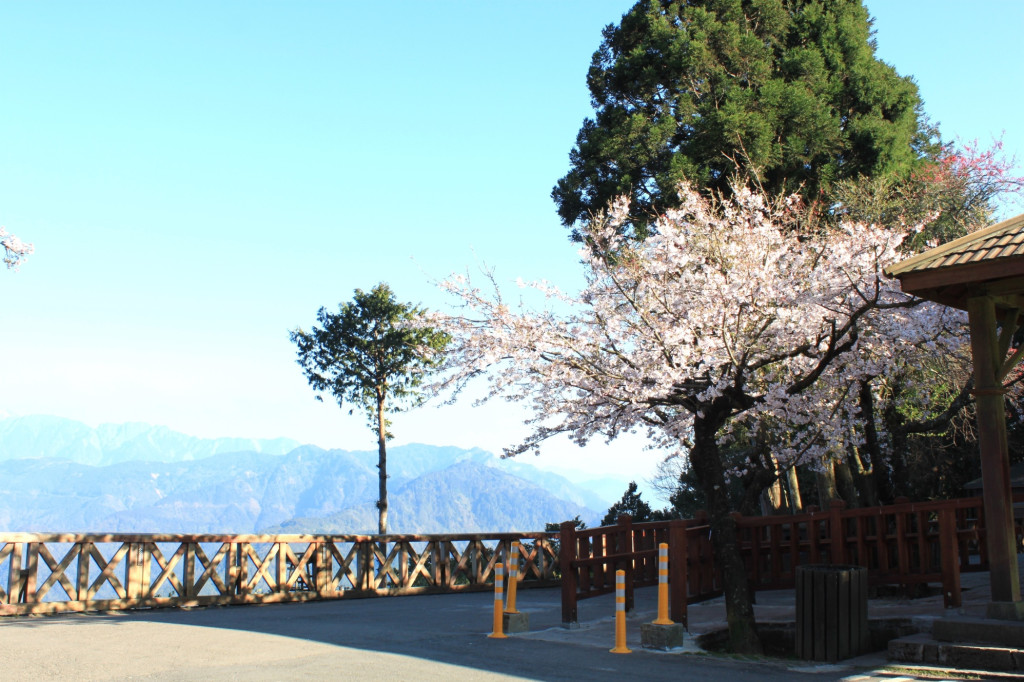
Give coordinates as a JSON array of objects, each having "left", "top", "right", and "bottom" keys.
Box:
[{"left": 436, "top": 184, "right": 965, "bottom": 472}]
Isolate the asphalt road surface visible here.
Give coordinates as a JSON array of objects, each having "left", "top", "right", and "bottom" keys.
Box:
[{"left": 0, "top": 587, "right": 922, "bottom": 681}]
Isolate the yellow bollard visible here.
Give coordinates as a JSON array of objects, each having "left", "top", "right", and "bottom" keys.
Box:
[
  {"left": 653, "top": 542, "right": 674, "bottom": 625},
  {"left": 488, "top": 562, "right": 507, "bottom": 639},
  {"left": 610, "top": 569, "right": 631, "bottom": 654},
  {"left": 505, "top": 542, "right": 520, "bottom": 615}
]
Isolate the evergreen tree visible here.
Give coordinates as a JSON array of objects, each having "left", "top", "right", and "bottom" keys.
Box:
[
  {"left": 601, "top": 481, "right": 654, "bottom": 525},
  {"left": 553, "top": 0, "right": 927, "bottom": 239},
  {"left": 290, "top": 284, "right": 450, "bottom": 535}
]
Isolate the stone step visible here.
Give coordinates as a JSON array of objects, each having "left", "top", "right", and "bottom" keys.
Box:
[{"left": 889, "top": 633, "right": 1024, "bottom": 672}]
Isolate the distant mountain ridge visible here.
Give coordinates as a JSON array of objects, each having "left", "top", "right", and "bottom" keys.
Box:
[
  {"left": 0, "top": 416, "right": 608, "bottom": 534},
  {"left": 0, "top": 414, "right": 300, "bottom": 466},
  {"left": 269, "top": 461, "right": 592, "bottom": 535}
]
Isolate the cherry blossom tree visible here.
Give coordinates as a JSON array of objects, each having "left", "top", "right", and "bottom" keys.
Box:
[
  {"left": 0, "top": 227, "right": 33, "bottom": 269},
  {"left": 439, "top": 185, "right": 963, "bottom": 652}
]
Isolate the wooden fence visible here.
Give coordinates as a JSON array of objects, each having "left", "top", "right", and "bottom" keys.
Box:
[
  {"left": 0, "top": 531, "right": 558, "bottom": 616},
  {"left": 560, "top": 495, "right": 1017, "bottom": 627},
  {"left": 4, "top": 495, "right": 1011, "bottom": 621}
]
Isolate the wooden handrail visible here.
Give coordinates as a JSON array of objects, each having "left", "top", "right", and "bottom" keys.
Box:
[
  {"left": 0, "top": 532, "right": 559, "bottom": 617},
  {"left": 560, "top": 495, "right": 1021, "bottom": 627}
]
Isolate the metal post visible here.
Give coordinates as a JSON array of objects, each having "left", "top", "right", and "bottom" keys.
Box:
[
  {"left": 610, "top": 569, "right": 631, "bottom": 654},
  {"left": 488, "top": 563, "right": 507, "bottom": 639},
  {"left": 653, "top": 543, "right": 672, "bottom": 625}
]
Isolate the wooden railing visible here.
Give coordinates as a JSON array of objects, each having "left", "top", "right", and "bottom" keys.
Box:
[
  {"left": 559, "top": 515, "right": 712, "bottom": 625},
  {"left": 560, "top": 495, "right": 1020, "bottom": 627},
  {"left": 0, "top": 532, "right": 558, "bottom": 616}
]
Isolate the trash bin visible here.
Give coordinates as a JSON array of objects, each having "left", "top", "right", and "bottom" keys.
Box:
[{"left": 795, "top": 564, "right": 869, "bottom": 662}]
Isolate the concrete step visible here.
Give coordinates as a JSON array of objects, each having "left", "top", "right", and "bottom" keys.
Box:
[
  {"left": 933, "top": 616, "right": 1024, "bottom": 648},
  {"left": 889, "top": 632, "right": 1024, "bottom": 672}
]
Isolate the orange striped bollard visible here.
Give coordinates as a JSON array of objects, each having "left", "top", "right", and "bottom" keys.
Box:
[
  {"left": 488, "top": 563, "right": 507, "bottom": 639},
  {"left": 610, "top": 569, "right": 631, "bottom": 653},
  {"left": 505, "top": 542, "right": 520, "bottom": 614},
  {"left": 653, "top": 543, "right": 673, "bottom": 625}
]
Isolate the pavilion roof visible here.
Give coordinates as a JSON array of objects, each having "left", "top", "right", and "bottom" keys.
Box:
[{"left": 885, "top": 212, "right": 1024, "bottom": 311}]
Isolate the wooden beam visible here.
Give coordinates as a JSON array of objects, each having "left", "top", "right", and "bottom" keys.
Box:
[
  {"left": 996, "top": 308, "right": 1021, "bottom": 359},
  {"left": 976, "top": 275, "right": 1024, "bottom": 298}
]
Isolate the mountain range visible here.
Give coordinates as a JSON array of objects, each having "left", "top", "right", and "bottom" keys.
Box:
[{"left": 0, "top": 415, "right": 613, "bottom": 534}]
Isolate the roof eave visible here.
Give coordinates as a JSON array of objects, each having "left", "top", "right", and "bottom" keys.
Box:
[{"left": 885, "top": 213, "right": 1024, "bottom": 278}]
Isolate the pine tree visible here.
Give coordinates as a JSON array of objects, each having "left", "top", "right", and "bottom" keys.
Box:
[
  {"left": 290, "top": 284, "right": 449, "bottom": 535},
  {"left": 601, "top": 482, "right": 654, "bottom": 525}
]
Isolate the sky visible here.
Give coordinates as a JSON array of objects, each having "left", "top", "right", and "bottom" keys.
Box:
[{"left": 1, "top": 1, "right": 1022, "bottom": 504}]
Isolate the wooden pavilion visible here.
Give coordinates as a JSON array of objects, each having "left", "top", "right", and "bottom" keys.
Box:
[{"left": 887, "top": 212, "right": 1024, "bottom": 620}]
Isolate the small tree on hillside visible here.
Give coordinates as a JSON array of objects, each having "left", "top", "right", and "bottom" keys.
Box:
[{"left": 290, "top": 283, "right": 450, "bottom": 535}]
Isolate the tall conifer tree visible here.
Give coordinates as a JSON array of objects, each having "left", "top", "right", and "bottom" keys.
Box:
[{"left": 553, "top": 0, "right": 928, "bottom": 240}]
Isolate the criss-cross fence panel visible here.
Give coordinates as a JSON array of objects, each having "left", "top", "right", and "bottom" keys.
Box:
[{"left": 0, "top": 532, "right": 558, "bottom": 616}]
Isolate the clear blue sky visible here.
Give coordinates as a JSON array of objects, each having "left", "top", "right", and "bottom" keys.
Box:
[{"left": 1, "top": 2, "right": 1021, "bottom": 498}]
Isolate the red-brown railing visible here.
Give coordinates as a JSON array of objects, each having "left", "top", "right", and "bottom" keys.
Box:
[
  {"left": 560, "top": 495, "right": 1019, "bottom": 627},
  {"left": 559, "top": 515, "right": 713, "bottom": 626}
]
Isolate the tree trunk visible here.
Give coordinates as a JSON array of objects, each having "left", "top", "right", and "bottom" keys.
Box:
[
  {"left": 860, "top": 379, "right": 894, "bottom": 504},
  {"left": 835, "top": 458, "right": 860, "bottom": 508},
  {"left": 761, "top": 477, "right": 785, "bottom": 515},
  {"left": 785, "top": 465, "right": 803, "bottom": 513},
  {"left": 815, "top": 459, "right": 839, "bottom": 507},
  {"left": 847, "top": 440, "right": 879, "bottom": 507},
  {"left": 376, "top": 393, "right": 388, "bottom": 536},
  {"left": 690, "top": 412, "right": 762, "bottom": 654}
]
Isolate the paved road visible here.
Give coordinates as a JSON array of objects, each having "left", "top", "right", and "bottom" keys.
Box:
[{"left": 0, "top": 587, "right": 962, "bottom": 681}]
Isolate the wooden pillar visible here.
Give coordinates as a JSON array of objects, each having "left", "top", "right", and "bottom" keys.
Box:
[
  {"left": 938, "top": 507, "right": 962, "bottom": 608},
  {"left": 559, "top": 520, "right": 579, "bottom": 626},
  {"left": 967, "top": 294, "right": 1023, "bottom": 618}
]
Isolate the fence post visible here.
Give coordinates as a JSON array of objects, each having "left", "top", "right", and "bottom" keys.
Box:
[
  {"left": 668, "top": 519, "right": 688, "bottom": 627},
  {"left": 77, "top": 541, "right": 92, "bottom": 601},
  {"left": 617, "top": 514, "right": 634, "bottom": 612},
  {"left": 7, "top": 542, "right": 22, "bottom": 604},
  {"left": 362, "top": 536, "right": 374, "bottom": 589},
  {"left": 316, "top": 541, "right": 331, "bottom": 595},
  {"left": 276, "top": 541, "right": 287, "bottom": 593},
  {"left": 126, "top": 542, "right": 142, "bottom": 601},
  {"left": 829, "top": 500, "right": 848, "bottom": 564},
  {"left": 938, "top": 508, "right": 962, "bottom": 608},
  {"left": 560, "top": 520, "right": 578, "bottom": 626},
  {"left": 227, "top": 542, "right": 239, "bottom": 596},
  {"left": 140, "top": 542, "right": 152, "bottom": 600},
  {"left": 184, "top": 542, "right": 197, "bottom": 600}
]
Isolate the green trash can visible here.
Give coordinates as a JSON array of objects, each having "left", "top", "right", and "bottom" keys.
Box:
[{"left": 795, "top": 564, "right": 869, "bottom": 662}]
